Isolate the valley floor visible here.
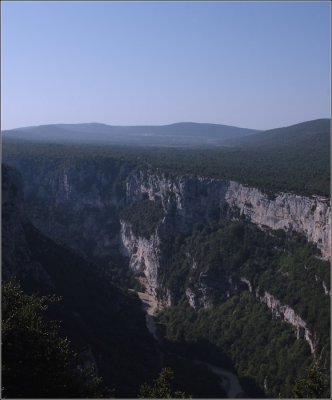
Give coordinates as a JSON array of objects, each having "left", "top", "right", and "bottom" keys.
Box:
[
  {"left": 136, "top": 277, "right": 159, "bottom": 340},
  {"left": 134, "top": 277, "right": 245, "bottom": 398}
]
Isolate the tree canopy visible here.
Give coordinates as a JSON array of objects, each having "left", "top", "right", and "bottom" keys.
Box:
[
  {"left": 139, "top": 368, "right": 190, "bottom": 399},
  {"left": 2, "top": 281, "right": 106, "bottom": 398}
]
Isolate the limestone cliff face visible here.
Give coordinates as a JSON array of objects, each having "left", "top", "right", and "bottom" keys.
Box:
[
  {"left": 121, "top": 169, "right": 330, "bottom": 321},
  {"left": 185, "top": 268, "right": 318, "bottom": 354},
  {"left": 7, "top": 161, "right": 330, "bottom": 303},
  {"left": 10, "top": 159, "right": 131, "bottom": 264},
  {"left": 125, "top": 169, "right": 229, "bottom": 238},
  {"left": 225, "top": 181, "right": 331, "bottom": 260},
  {"left": 186, "top": 269, "right": 246, "bottom": 309},
  {"left": 120, "top": 220, "right": 160, "bottom": 296},
  {"left": 125, "top": 169, "right": 331, "bottom": 260},
  {"left": 5, "top": 161, "right": 329, "bottom": 356},
  {"left": 258, "top": 291, "right": 316, "bottom": 354},
  {"left": 2, "top": 163, "right": 161, "bottom": 396},
  {"left": 10, "top": 161, "right": 330, "bottom": 268}
]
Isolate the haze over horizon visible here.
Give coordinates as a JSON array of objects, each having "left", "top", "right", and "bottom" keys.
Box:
[
  {"left": 2, "top": 4, "right": 331, "bottom": 398},
  {"left": 3, "top": 117, "right": 331, "bottom": 133},
  {"left": 1, "top": 1, "right": 330, "bottom": 131}
]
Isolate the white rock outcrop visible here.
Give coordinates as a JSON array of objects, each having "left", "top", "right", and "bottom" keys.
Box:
[
  {"left": 121, "top": 169, "right": 330, "bottom": 313},
  {"left": 259, "top": 291, "right": 316, "bottom": 353},
  {"left": 240, "top": 277, "right": 252, "bottom": 293},
  {"left": 225, "top": 182, "right": 331, "bottom": 260},
  {"left": 120, "top": 220, "right": 160, "bottom": 296},
  {"left": 125, "top": 170, "right": 331, "bottom": 260},
  {"left": 322, "top": 281, "right": 330, "bottom": 296}
]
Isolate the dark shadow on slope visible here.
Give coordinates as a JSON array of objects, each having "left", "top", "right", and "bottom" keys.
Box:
[{"left": 2, "top": 164, "right": 160, "bottom": 397}]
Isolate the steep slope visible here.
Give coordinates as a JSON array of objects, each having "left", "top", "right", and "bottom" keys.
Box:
[
  {"left": 123, "top": 169, "right": 331, "bottom": 263},
  {"left": 2, "top": 121, "right": 259, "bottom": 147},
  {"left": 225, "top": 118, "right": 330, "bottom": 149},
  {"left": 3, "top": 141, "right": 330, "bottom": 397},
  {"left": 4, "top": 154, "right": 330, "bottom": 272},
  {"left": 2, "top": 164, "right": 159, "bottom": 397}
]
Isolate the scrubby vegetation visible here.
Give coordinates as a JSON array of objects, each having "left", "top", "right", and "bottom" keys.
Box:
[
  {"left": 158, "top": 294, "right": 311, "bottom": 398},
  {"left": 2, "top": 281, "right": 106, "bottom": 398},
  {"left": 139, "top": 368, "right": 189, "bottom": 399},
  {"left": 293, "top": 364, "right": 330, "bottom": 398},
  {"left": 121, "top": 196, "right": 164, "bottom": 238},
  {"left": 156, "top": 219, "right": 330, "bottom": 397}
]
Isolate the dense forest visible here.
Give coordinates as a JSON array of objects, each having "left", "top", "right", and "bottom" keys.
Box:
[
  {"left": 3, "top": 126, "right": 330, "bottom": 197},
  {"left": 120, "top": 196, "right": 165, "bottom": 238},
  {"left": 2, "top": 281, "right": 106, "bottom": 398},
  {"left": 156, "top": 219, "right": 330, "bottom": 397}
]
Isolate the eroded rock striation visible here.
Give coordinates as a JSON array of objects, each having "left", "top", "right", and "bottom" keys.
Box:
[
  {"left": 120, "top": 220, "right": 160, "bottom": 296},
  {"left": 258, "top": 291, "right": 316, "bottom": 354},
  {"left": 7, "top": 160, "right": 330, "bottom": 301},
  {"left": 120, "top": 169, "right": 329, "bottom": 354},
  {"left": 225, "top": 181, "right": 331, "bottom": 260},
  {"left": 4, "top": 160, "right": 329, "bottom": 357},
  {"left": 125, "top": 169, "right": 331, "bottom": 260},
  {"left": 10, "top": 161, "right": 330, "bottom": 270}
]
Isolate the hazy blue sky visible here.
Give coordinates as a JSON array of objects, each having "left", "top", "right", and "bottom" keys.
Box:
[{"left": 1, "top": 1, "right": 330, "bottom": 130}]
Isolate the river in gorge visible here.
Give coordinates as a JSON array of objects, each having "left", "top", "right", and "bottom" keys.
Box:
[{"left": 135, "top": 279, "right": 245, "bottom": 398}]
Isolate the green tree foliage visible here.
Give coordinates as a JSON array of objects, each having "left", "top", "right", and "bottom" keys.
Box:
[
  {"left": 157, "top": 220, "right": 330, "bottom": 397},
  {"left": 120, "top": 197, "right": 164, "bottom": 238},
  {"left": 3, "top": 135, "right": 330, "bottom": 197},
  {"left": 293, "top": 364, "right": 330, "bottom": 398},
  {"left": 159, "top": 294, "right": 312, "bottom": 398},
  {"left": 2, "top": 281, "right": 106, "bottom": 398},
  {"left": 139, "top": 368, "right": 190, "bottom": 399}
]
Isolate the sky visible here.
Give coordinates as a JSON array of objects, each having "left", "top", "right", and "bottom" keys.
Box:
[{"left": 1, "top": 1, "right": 330, "bottom": 130}]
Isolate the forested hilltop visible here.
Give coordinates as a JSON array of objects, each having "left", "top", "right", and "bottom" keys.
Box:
[
  {"left": 3, "top": 119, "right": 330, "bottom": 197},
  {"left": 2, "top": 121, "right": 259, "bottom": 147}
]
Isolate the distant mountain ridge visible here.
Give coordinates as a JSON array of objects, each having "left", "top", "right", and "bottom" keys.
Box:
[
  {"left": 3, "top": 118, "right": 330, "bottom": 148},
  {"left": 3, "top": 122, "right": 259, "bottom": 147}
]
